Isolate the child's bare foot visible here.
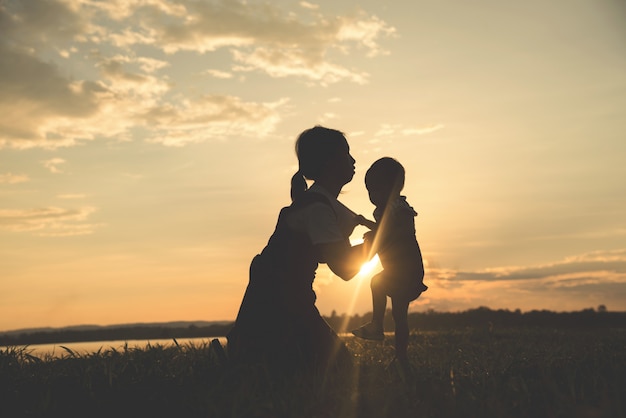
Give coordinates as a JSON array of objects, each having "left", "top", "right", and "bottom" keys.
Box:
[{"left": 351, "top": 322, "right": 384, "bottom": 341}]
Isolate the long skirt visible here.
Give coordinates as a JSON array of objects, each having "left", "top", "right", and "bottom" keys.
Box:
[{"left": 227, "top": 255, "right": 351, "bottom": 375}]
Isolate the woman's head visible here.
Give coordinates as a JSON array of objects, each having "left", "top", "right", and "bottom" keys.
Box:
[
  {"left": 365, "top": 157, "right": 405, "bottom": 207},
  {"left": 291, "top": 126, "right": 355, "bottom": 201}
]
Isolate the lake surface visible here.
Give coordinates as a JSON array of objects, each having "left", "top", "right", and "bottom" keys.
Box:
[
  {"left": 7, "top": 334, "right": 359, "bottom": 358},
  {"left": 7, "top": 337, "right": 228, "bottom": 358}
]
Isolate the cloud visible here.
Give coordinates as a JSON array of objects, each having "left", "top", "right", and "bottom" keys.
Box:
[
  {"left": 0, "top": 0, "right": 88, "bottom": 45},
  {"left": 90, "top": 0, "right": 187, "bottom": 21},
  {"left": 42, "top": 158, "right": 66, "bottom": 174},
  {"left": 409, "top": 250, "right": 626, "bottom": 313},
  {"left": 336, "top": 14, "right": 395, "bottom": 57},
  {"left": 95, "top": 54, "right": 170, "bottom": 97},
  {"left": 364, "top": 123, "right": 444, "bottom": 152},
  {"left": 57, "top": 194, "right": 87, "bottom": 199},
  {"left": 97, "top": 0, "right": 394, "bottom": 83},
  {"left": 317, "top": 112, "right": 338, "bottom": 125},
  {"left": 423, "top": 250, "right": 626, "bottom": 308},
  {"left": 374, "top": 123, "right": 445, "bottom": 138},
  {"left": 139, "top": 95, "right": 289, "bottom": 146},
  {"left": 300, "top": 2, "right": 320, "bottom": 11},
  {"left": 231, "top": 48, "right": 369, "bottom": 86},
  {"left": 205, "top": 69, "right": 234, "bottom": 79},
  {"left": 440, "top": 250, "right": 626, "bottom": 283},
  {"left": 0, "top": 0, "right": 393, "bottom": 149},
  {"left": 0, "top": 39, "right": 266, "bottom": 148},
  {"left": 0, "top": 173, "right": 29, "bottom": 184},
  {"left": 400, "top": 124, "right": 445, "bottom": 136},
  {"left": 0, "top": 44, "right": 106, "bottom": 149},
  {"left": 0, "top": 1, "right": 109, "bottom": 149},
  {"left": 0, "top": 206, "right": 100, "bottom": 236}
]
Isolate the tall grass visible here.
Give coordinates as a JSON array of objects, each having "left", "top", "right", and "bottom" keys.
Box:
[{"left": 1, "top": 329, "right": 625, "bottom": 418}]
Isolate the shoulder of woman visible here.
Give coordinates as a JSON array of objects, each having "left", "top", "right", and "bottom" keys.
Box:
[{"left": 288, "top": 200, "right": 336, "bottom": 225}]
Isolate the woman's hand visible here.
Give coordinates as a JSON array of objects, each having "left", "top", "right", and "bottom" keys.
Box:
[
  {"left": 362, "top": 230, "right": 376, "bottom": 257},
  {"left": 316, "top": 241, "right": 369, "bottom": 281},
  {"left": 355, "top": 214, "right": 377, "bottom": 231}
]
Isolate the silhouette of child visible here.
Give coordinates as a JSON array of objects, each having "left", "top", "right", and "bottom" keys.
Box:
[{"left": 352, "top": 157, "right": 427, "bottom": 371}]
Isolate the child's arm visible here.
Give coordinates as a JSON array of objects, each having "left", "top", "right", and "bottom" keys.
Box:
[{"left": 354, "top": 214, "right": 377, "bottom": 231}]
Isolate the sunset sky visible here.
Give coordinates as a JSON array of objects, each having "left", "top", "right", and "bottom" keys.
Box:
[{"left": 1, "top": 0, "right": 625, "bottom": 332}]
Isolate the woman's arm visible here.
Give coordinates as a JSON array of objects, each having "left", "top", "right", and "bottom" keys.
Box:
[
  {"left": 301, "top": 199, "right": 374, "bottom": 280},
  {"left": 316, "top": 241, "right": 370, "bottom": 281},
  {"left": 354, "top": 214, "right": 377, "bottom": 231}
]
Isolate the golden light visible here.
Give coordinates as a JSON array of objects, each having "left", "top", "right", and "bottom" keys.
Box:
[
  {"left": 338, "top": 242, "right": 381, "bottom": 332},
  {"left": 334, "top": 234, "right": 382, "bottom": 332},
  {"left": 349, "top": 237, "right": 381, "bottom": 280},
  {"left": 358, "top": 254, "right": 380, "bottom": 278}
]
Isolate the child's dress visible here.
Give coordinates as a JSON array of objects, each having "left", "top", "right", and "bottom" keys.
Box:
[{"left": 372, "top": 196, "right": 427, "bottom": 300}]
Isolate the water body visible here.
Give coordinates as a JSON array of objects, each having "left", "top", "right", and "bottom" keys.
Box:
[
  {"left": 8, "top": 337, "right": 228, "bottom": 358},
  {"left": 7, "top": 333, "right": 362, "bottom": 358}
]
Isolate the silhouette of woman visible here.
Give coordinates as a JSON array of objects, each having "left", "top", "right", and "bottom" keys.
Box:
[{"left": 227, "top": 126, "right": 369, "bottom": 374}]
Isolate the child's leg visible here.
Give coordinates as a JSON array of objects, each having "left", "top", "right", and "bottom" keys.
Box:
[
  {"left": 370, "top": 273, "right": 387, "bottom": 330},
  {"left": 391, "top": 297, "right": 410, "bottom": 361},
  {"left": 351, "top": 273, "right": 387, "bottom": 340}
]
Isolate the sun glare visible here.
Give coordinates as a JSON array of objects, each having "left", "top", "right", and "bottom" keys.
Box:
[
  {"left": 358, "top": 254, "right": 380, "bottom": 277},
  {"left": 350, "top": 237, "right": 381, "bottom": 279}
]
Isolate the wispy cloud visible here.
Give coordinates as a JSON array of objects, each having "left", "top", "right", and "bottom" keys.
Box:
[
  {"left": 0, "top": 206, "right": 101, "bottom": 237},
  {"left": 0, "top": 173, "right": 29, "bottom": 184},
  {"left": 0, "top": 43, "right": 105, "bottom": 149},
  {"left": 300, "top": 1, "right": 319, "bottom": 10},
  {"left": 232, "top": 48, "right": 369, "bottom": 86},
  {"left": 0, "top": 0, "right": 89, "bottom": 45},
  {"left": 416, "top": 250, "right": 626, "bottom": 312},
  {"left": 205, "top": 69, "right": 234, "bottom": 79},
  {"left": 400, "top": 124, "right": 445, "bottom": 136},
  {"left": 94, "top": 0, "right": 394, "bottom": 85},
  {"left": 42, "top": 158, "right": 66, "bottom": 174},
  {"left": 374, "top": 123, "right": 445, "bottom": 139},
  {"left": 438, "top": 250, "right": 626, "bottom": 283},
  {"left": 141, "top": 95, "right": 289, "bottom": 147},
  {"left": 57, "top": 194, "right": 87, "bottom": 200},
  {"left": 0, "top": 0, "right": 392, "bottom": 149},
  {"left": 0, "top": 0, "right": 103, "bottom": 149},
  {"left": 318, "top": 112, "right": 338, "bottom": 124},
  {"left": 101, "top": 0, "right": 396, "bottom": 61}
]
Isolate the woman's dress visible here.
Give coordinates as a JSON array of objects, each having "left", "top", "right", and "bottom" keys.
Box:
[{"left": 227, "top": 188, "right": 354, "bottom": 373}]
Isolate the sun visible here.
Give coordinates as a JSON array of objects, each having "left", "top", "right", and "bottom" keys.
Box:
[
  {"left": 349, "top": 237, "right": 381, "bottom": 278},
  {"left": 358, "top": 254, "right": 380, "bottom": 277}
]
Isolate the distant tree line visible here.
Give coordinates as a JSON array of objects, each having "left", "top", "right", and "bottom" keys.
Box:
[
  {"left": 2, "top": 306, "right": 625, "bottom": 347},
  {"left": 325, "top": 305, "right": 626, "bottom": 334}
]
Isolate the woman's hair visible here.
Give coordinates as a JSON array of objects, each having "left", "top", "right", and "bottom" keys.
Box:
[
  {"left": 290, "top": 125, "right": 347, "bottom": 201},
  {"left": 365, "top": 157, "right": 405, "bottom": 194}
]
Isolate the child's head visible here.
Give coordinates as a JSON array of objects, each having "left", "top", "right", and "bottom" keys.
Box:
[{"left": 365, "top": 157, "right": 405, "bottom": 207}]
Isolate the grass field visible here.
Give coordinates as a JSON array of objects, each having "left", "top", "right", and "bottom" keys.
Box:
[{"left": 1, "top": 328, "right": 625, "bottom": 418}]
